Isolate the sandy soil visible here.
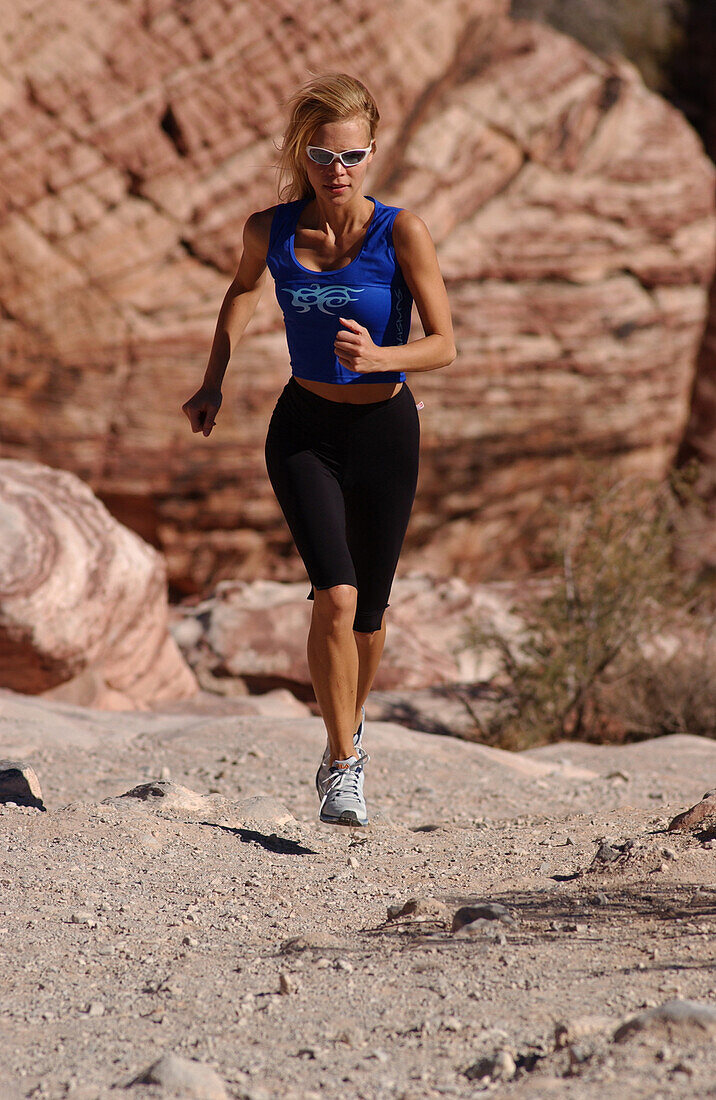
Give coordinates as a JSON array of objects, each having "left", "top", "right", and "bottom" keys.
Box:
[{"left": 0, "top": 687, "right": 714, "bottom": 1100}]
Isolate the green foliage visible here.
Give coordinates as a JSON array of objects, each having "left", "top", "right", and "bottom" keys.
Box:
[{"left": 463, "top": 465, "right": 712, "bottom": 748}]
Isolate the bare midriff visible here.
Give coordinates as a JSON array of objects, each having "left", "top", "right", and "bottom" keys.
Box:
[{"left": 294, "top": 377, "right": 403, "bottom": 403}]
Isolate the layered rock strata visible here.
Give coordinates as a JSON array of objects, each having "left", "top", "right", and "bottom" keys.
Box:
[
  {"left": 0, "top": 1, "right": 713, "bottom": 590},
  {"left": 0, "top": 459, "right": 197, "bottom": 706}
]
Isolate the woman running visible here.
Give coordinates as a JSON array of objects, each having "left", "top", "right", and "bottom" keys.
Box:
[{"left": 182, "top": 72, "right": 455, "bottom": 826}]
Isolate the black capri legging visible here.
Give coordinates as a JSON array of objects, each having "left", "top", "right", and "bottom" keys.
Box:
[{"left": 265, "top": 376, "right": 420, "bottom": 633}]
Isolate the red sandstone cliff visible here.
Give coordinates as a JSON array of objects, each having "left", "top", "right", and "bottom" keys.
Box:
[{"left": 0, "top": 1, "right": 713, "bottom": 592}]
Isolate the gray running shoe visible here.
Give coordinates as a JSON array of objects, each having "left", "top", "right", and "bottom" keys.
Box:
[
  {"left": 319, "top": 753, "right": 369, "bottom": 827},
  {"left": 315, "top": 705, "right": 365, "bottom": 799}
]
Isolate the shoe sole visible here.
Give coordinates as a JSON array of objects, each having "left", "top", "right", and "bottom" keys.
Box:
[{"left": 319, "top": 809, "right": 369, "bottom": 827}]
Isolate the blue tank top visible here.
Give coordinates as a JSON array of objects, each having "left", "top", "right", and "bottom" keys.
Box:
[{"left": 266, "top": 195, "right": 411, "bottom": 384}]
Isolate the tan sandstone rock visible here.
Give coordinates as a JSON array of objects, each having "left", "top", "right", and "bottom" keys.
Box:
[
  {"left": 0, "top": 459, "right": 197, "bottom": 706},
  {"left": 0, "top": 760, "right": 45, "bottom": 810},
  {"left": 668, "top": 789, "right": 716, "bottom": 832},
  {"left": 128, "top": 1053, "right": 228, "bottom": 1099}
]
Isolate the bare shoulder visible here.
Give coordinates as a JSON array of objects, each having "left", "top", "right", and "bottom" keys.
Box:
[
  {"left": 392, "top": 209, "right": 436, "bottom": 256},
  {"left": 243, "top": 205, "right": 279, "bottom": 255}
]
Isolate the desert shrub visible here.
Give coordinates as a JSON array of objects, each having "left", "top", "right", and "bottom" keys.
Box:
[
  {"left": 602, "top": 626, "right": 716, "bottom": 740},
  {"left": 461, "top": 466, "right": 713, "bottom": 748}
]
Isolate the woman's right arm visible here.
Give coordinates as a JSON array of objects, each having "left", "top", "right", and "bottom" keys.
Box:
[{"left": 182, "top": 208, "right": 274, "bottom": 436}]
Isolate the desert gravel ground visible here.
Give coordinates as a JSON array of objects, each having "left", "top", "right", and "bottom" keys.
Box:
[{"left": 0, "top": 687, "right": 714, "bottom": 1100}]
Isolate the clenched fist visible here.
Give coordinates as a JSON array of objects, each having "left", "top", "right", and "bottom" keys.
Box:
[
  {"left": 334, "top": 317, "right": 388, "bottom": 373},
  {"left": 182, "top": 384, "right": 223, "bottom": 437}
]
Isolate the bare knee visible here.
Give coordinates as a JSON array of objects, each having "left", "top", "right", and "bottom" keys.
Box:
[
  {"left": 311, "top": 584, "right": 358, "bottom": 630},
  {"left": 354, "top": 624, "right": 383, "bottom": 640}
]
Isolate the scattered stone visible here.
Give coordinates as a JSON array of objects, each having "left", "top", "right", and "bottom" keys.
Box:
[
  {"left": 555, "top": 1014, "right": 615, "bottom": 1049},
  {"left": 613, "top": 1000, "right": 716, "bottom": 1044},
  {"left": 387, "top": 897, "right": 449, "bottom": 923},
  {"left": 0, "top": 760, "right": 45, "bottom": 811},
  {"left": 128, "top": 1052, "right": 228, "bottom": 1098},
  {"left": 451, "top": 903, "right": 515, "bottom": 931},
  {"left": 280, "top": 933, "right": 343, "bottom": 954},
  {"left": 85, "top": 1001, "right": 105, "bottom": 1017},
  {"left": 279, "top": 971, "right": 296, "bottom": 994},
  {"left": 668, "top": 790, "right": 716, "bottom": 831},
  {"left": 453, "top": 918, "right": 508, "bottom": 942},
  {"left": 70, "top": 911, "right": 97, "bottom": 929},
  {"left": 112, "top": 782, "right": 208, "bottom": 814},
  {"left": 138, "top": 832, "right": 165, "bottom": 854},
  {"left": 593, "top": 892, "right": 609, "bottom": 906},
  {"left": 464, "top": 1049, "right": 516, "bottom": 1082},
  {"left": 568, "top": 1042, "right": 595, "bottom": 1067},
  {"left": 590, "top": 838, "right": 637, "bottom": 869},
  {"left": 594, "top": 842, "right": 621, "bottom": 863},
  {"left": 329, "top": 1019, "right": 364, "bottom": 1046}
]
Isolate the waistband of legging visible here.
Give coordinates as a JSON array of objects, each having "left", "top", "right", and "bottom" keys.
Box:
[{"left": 285, "top": 374, "right": 409, "bottom": 411}]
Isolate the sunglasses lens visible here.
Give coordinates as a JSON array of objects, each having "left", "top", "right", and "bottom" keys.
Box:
[
  {"left": 341, "top": 150, "right": 367, "bottom": 166},
  {"left": 307, "top": 148, "right": 334, "bottom": 165}
]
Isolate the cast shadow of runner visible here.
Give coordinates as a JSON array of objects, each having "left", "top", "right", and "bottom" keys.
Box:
[{"left": 198, "top": 821, "right": 317, "bottom": 855}]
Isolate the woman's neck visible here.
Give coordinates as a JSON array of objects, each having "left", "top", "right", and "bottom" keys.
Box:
[{"left": 301, "top": 192, "right": 374, "bottom": 239}]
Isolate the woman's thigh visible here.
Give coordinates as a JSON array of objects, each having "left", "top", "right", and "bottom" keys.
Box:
[
  {"left": 342, "top": 384, "right": 421, "bottom": 619},
  {"left": 264, "top": 402, "right": 357, "bottom": 591}
]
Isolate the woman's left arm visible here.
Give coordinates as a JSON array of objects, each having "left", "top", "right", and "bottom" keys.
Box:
[{"left": 335, "top": 210, "right": 457, "bottom": 374}]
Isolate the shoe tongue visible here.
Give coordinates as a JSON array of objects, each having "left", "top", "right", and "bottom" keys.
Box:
[{"left": 332, "top": 756, "right": 359, "bottom": 771}]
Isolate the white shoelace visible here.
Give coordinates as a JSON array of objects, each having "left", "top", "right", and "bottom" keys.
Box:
[{"left": 324, "top": 757, "right": 368, "bottom": 806}]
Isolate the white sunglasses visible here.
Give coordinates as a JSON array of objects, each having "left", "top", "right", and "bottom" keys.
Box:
[{"left": 306, "top": 143, "right": 373, "bottom": 167}]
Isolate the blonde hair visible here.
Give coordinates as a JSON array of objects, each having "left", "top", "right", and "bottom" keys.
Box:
[{"left": 276, "top": 72, "right": 380, "bottom": 202}]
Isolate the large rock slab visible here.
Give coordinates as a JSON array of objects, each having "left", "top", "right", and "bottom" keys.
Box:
[
  {"left": 170, "top": 575, "right": 525, "bottom": 693},
  {"left": 0, "top": 460, "right": 197, "bottom": 707},
  {"left": 0, "top": 2, "right": 712, "bottom": 592}
]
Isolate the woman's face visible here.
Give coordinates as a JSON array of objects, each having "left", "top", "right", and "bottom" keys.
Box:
[{"left": 304, "top": 116, "right": 374, "bottom": 204}]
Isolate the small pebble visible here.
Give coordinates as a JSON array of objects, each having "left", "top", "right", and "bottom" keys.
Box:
[{"left": 279, "top": 971, "right": 296, "bottom": 994}]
